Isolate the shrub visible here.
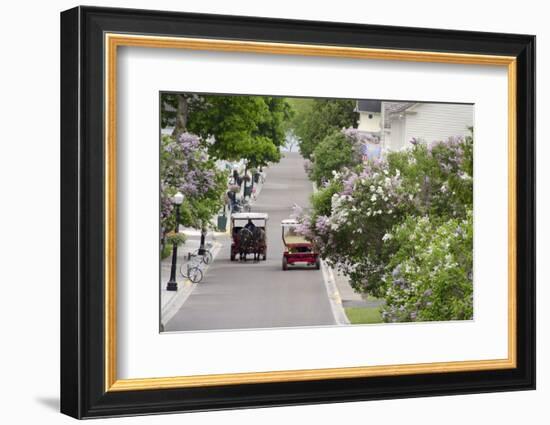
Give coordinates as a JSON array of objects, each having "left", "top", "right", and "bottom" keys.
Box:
[
  {"left": 310, "top": 130, "right": 361, "bottom": 186},
  {"left": 297, "top": 134, "right": 474, "bottom": 309},
  {"left": 381, "top": 211, "right": 473, "bottom": 322}
]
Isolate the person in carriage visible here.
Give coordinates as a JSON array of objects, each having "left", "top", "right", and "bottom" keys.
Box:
[{"left": 244, "top": 219, "right": 256, "bottom": 232}]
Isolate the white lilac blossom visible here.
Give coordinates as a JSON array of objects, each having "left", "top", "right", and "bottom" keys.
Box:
[{"left": 297, "top": 134, "right": 472, "bottom": 321}]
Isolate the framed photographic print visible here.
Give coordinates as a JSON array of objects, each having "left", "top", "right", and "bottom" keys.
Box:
[{"left": 60, "top": 6, "right": 535, "bottom": 419}]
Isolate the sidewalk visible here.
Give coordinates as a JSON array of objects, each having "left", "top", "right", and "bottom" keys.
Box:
[
  {"left": 160, "top": 169, "right": 268, "bottom": 329},
  {"left": 333, "top": 269, "right": 385, "bottom": 324},
  {"left": 238, "top": 171, "right": 267, "bottom": 209},
  {"left": 333, "top": 269, "right": 383, "bottom": 308},
  {"left": 160, "top": 227, "right": 225, "bottom": 327}
]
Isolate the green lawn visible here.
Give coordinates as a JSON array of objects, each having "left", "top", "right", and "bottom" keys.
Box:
[
  {"left": 345, "top": 306, "right": 383, "bottom": 324},
  {"left": 161, "top": 244, "right": 172, "bottom": 260}
]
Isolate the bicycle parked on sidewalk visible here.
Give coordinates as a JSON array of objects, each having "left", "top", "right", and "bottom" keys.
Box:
[
  {"left": 179, "top": 253, "right": 204, "bottom": 283},
  {"left": 191, "top": 242, "right": 214, "bottom": 264}
]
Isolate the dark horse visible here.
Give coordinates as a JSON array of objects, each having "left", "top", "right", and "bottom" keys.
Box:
[
  {"left": 251, "top": 227, "right": 266, "bottom": 261},
  {"left": 238, "top": 228, "right": 254, "bottom": 261},
  {"left": 238, "top": 227, "right": 266, "bottom": 261}
]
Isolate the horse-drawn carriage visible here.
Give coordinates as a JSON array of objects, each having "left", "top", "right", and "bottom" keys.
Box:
[
  {"left": 281, "top": 219, "right": 320, "bottom": 270},
  {"left": 230, "top": 212, "right": 268, "bottom": 261}
]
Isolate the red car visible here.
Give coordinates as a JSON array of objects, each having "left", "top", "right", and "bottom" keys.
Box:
[{"left": 281, "top": 219, "right": 320, "bottom": 271}]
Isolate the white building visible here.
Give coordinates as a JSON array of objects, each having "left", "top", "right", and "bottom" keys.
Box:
[
  {"left": 356, "top": 100, "right": 383, "bottom": 135},
  {"left": 383, "top": 102, "right": 474, "bottom": 151},
  {"left": 356, "top": 100, "right": 474, "bottom": 152}
]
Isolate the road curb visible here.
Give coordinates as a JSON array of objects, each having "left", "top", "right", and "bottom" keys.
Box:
[
  {"left": 320, "top": 259, "right": 350, "bottom": 325},
  {"left": 312, "top": 181, "right": 350, "bottom": 325}
]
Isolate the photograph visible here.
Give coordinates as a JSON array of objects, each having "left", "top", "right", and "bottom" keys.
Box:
[{"left": 159, "top": 93, "right": 474, "bottom": 332}]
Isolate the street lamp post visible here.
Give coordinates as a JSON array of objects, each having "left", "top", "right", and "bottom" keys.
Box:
[{"left": 166, "top": 192, "right": 184, "bottom": 291}]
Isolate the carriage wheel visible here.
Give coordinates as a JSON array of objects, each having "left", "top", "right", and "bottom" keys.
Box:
[{"left": 282, "top": 256, "right": 288, "bottom": 271}]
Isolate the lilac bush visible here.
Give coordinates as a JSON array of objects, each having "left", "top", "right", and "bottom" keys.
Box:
[
  {"left": 381, "top": 211, "right": 473, "bottom": 322},
  {"left": 160, "top": 132, "right": 227, "bottom": 248},
  {"left": 296, "top": 134, "right": 474, "bottom": 320},
  {"left": 299, "top": 160, "right": 411, "bottom": 297},
  {"left": 161, "top": 133, "right": 217, "bottom": 197}
]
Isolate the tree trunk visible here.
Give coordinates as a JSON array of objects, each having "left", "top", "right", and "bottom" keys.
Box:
[{"left": 172, "top": 94, "right": 189, "bottom": 140}]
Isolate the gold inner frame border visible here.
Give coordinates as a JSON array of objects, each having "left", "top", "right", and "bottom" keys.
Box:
[{"left": 104, "top": 33, "right": 517, "bottom": 392}]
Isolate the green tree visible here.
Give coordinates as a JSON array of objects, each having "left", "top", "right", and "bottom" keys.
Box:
[
  {"left": 255, "top": 97, "right": 294, "bottom": 149},
  {"left": 289, "top": 99, "right": 358, "bottom": 159},
  {"left": 241, "top": 97, "right": 294, "bottom": 170},
  {"left": 169, "top": 94, "right": 292, "bottom": 165},
  {"left": 310, "top": 130, "right": 361, "bottom": 185},
  {"left": 186, "top": 95, "right": 268, "bottom": 160}
]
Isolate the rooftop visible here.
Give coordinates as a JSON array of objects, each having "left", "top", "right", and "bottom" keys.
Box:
[
  {"left": 356, "top": 100, "right": 382, "bottom": 112},
  {"left": 383, "top": 102, "right": 417, "bottom": 128}
]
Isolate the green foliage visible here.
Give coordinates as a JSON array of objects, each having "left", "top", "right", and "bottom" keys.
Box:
[
  {"left": 187, "top": 95, "right": 268, "bottom": 160},
  {"left": 240, "top": 136, "right": 281, "bottom": 168},
  {"left": 184, "top": 95, "right": 292, "bottom": 166},
  {"left": 381, "top": 212, "right": 473, "bottom": 322},
  {"left": 166, "top": 232, "right": 187, "bottom": 247},
  {"left": 255, "top": 97, "right": 294, "bottom": 149},
  {"left": 179, "top": 168, "right": 228, "bottom": 230},
  {"left": 289, "top": 99, "right": 358, "bottom": 159},
  {"left": 309, "top": 131, "right": 361, "bottom": 185},
  {"left": 311, "top": 178, "right": 343, "bottom": 218},
  {"left": 283, "top": 98, "right": 311, "bottom": 132},
  {"left": 160, "top": 244, "right": 172, "bottom": 260},
  {"left": 385, "top": 135, "right": 473, "bottom": 219},
  {"left": 299, "top": 135, "right": 474, "bottom": 321}
]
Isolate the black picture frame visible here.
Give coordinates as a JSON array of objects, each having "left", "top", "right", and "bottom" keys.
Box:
[{"left": 61, "top": 5, "right": 535, "bottom": 419}]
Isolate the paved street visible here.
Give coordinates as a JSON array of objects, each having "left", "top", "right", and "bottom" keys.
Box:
[{"left": 165, "top": 152, "right": 336, "bottom": 331}]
